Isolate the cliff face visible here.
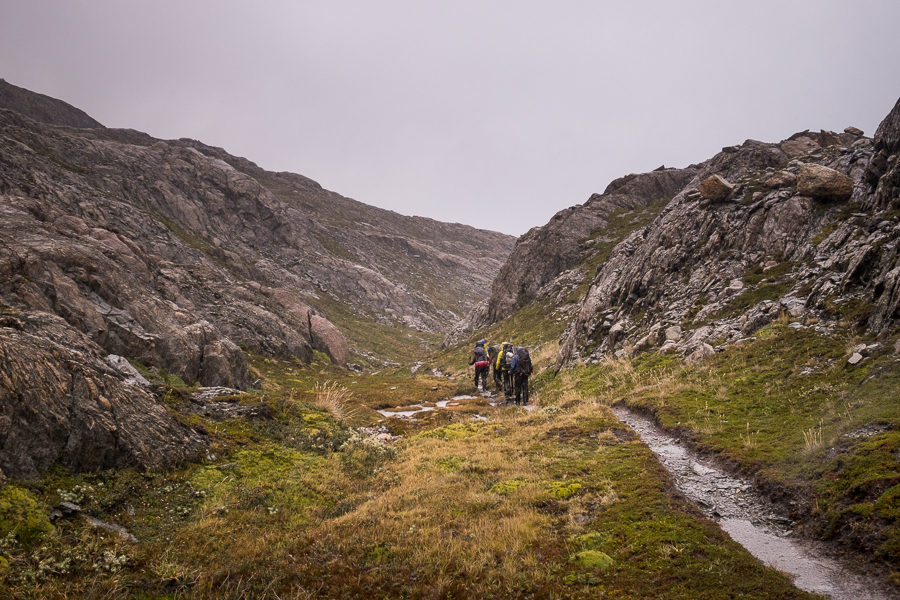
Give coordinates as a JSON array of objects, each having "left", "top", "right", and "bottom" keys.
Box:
[{"left": 0, "top": 82, "right": 514, "bottom": 479}]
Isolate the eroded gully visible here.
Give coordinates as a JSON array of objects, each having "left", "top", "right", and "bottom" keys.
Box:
[{"left": 612, "top": 405, "right": 894, "bottom": 600}]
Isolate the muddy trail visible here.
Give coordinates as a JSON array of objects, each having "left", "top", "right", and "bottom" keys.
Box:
[{"left": 612, "top": 405, "right": 896, "bottom": 600}]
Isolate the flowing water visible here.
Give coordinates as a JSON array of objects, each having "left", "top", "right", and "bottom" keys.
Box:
[{"left": 612, "top": 406, "right": 894, "bottom": 600}]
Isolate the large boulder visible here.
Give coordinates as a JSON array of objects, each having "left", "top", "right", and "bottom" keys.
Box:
[
  {"left": 310, "top": 314, "right": 349, "bottom": 366},
  {"left": 700, "top": 175, "right": 734, "bottom": 202},
  {"left": 797, "top": 164, "right": 854, "bottom": 201}
]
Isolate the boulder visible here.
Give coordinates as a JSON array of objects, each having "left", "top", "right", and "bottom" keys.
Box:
[
  {"left": 700, "top": 175, "right": 734, "bottom": 202},
  {"left": 797, "top": 164, "right": 854, "bottom": 201},
  {"left": 817, "top": 130, "right": 842, "bottom": 147},
  {"left": 665, "top": 326, "right": 683, "bottom": 342},
  {"left": 764, "top": 170, "right": 798, "bottom": 189},
  {"left": 844, "top": 126, "right": 864, "bottom": 137},
  {"left": 685, "top": 343, "right": 715, "bottom": 364},
  {"left": 310, "top": 314, "right": 349, "bottom": 366},
  {"left": 780, "top": 136, "right": 819, "bottom": 157}
]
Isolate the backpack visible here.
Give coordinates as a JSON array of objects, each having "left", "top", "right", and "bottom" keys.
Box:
[
  {"left": 515, "top": 347, "right": 533, "bottom": 375},
  {"left": 474, "top": 345, "right": 487, "bottom": 362},
  {"left": 487, "top": 344, "right": 498, "bottom": 362},
  {"left": 497, "top": 342, "right": 513, "bottom": 370}
]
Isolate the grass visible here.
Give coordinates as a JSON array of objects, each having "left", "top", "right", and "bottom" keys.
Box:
[{"left": 1, "top": 344, "right": 824, "bottom": 599}]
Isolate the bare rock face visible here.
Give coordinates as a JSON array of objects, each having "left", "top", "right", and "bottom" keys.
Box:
[
  {"left": 0, "top": 82, "right": 515, "bottom": 478},
  {"left": 0, "top": 310, "right": 204, "bottom": 480},
  {"left": 475, "top": 168, "right": 697, "bottom": 327},
  {"left": 547, "top": 95, "right": 900, "bottom": 370},
  {"left": 700, "top": 175, "right": 734, "bottom": 202},
  {"left": 797, "top": 164, "right": 854, "bottom": 201}
]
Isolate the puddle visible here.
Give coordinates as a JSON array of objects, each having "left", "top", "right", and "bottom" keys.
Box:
[
  {"left": 612, "top": 406, "right": 895, "bottom": 600},
  {"left": 376, "top": 393, "right": 493, "bottom": 420}
]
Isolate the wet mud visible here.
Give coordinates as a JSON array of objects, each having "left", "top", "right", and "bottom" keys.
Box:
[{"left": 612, "top": 405, "right": 895, "bottom": 600}]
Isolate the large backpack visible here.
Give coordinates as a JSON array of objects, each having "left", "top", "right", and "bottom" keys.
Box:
[
  {"left": 498, "top": 342, "right": 513, "bottom": 370},
  {"left": 515, "top": 346, "right": 533, "bottom": 375},
  {"left": 474, "top": 345, "right": 487, "bottom": 363}
]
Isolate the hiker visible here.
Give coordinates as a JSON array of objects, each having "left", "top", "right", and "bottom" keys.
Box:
[
  {"left": 469, "top": 339, "right": 490, "bottom": 391},
  {"left": 509, "top": 346, "right": 533, "bottom": 405},
  {"left": 487, "top": 342, "right": 500, "bottom": 390},
  {"left": 495, "top": 341, "right": 514, "bottom": 398}
]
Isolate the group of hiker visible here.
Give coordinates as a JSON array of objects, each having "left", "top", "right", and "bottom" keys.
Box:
[{"left": 468, "top": 340, "right": 533, "bottom": 405}]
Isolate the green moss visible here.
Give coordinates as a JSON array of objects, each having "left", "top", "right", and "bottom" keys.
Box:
[
  {"left": 573, "top": 531, "right": 609, "bottom": 550},
  {"left": 570, "top": 550, "right": 614, "bottom": 569},
  {"left": 876, "top": 484, "right": 900, "bottom": 520},
  {"left": 489, "top": 479, "right": 530, "bottom": 495},
  {"left": 0, "top": 486, "right": 53, "bottom": 543},
  {"left": 547, "top": 480, "right": 582, "bottom": 499}
]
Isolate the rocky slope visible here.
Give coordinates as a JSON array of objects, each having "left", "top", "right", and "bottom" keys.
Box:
[
  {"left": 552, "top": 101, "right": 900, "bottom": 367},
  {"left": 469, "top": 96, "right": 899, "bottom": 368},
  {"left": 0, "top": 81, "right": 514, "bottom": 478}
]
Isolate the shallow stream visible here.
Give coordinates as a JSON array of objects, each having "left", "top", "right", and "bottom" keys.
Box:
[{"left": 612, "top": 406, "right": 894, "bottom": 600}]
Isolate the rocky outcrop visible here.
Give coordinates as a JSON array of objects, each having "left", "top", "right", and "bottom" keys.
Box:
[
  {"left": 549, "top": 100, "right": 899, "bottom": 368},
  {"left": 865, "top": 97, "right": 900, "bottom": 212},
  {"left": 474, "top": 168, "right": 697, "bottom": 329},
  {"left": 0, "top": 310, "right": 204, "bottom": 480}
]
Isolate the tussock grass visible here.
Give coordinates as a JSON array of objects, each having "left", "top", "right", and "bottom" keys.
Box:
[{"left": 311, "top": 381, "right": 354, "bottom": 421}]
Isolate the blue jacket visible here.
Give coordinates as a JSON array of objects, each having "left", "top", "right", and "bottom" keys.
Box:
[{"left": 510, "top": 353, "right": 518, "bottom": 374}]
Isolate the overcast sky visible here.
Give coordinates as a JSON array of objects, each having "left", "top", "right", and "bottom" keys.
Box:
[{"left": 2, "top": 1, "right": 899, "bottom": 236}]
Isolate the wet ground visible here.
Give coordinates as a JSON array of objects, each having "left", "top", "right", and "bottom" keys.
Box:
[
  {"left": 375, "top": 390, "right": 535, "bottom": 421},
  {"left": 612, "top": 405, "right": 895, "bottom": 600}
]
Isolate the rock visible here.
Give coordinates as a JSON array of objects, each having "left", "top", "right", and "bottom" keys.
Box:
[
  {"left": 477, "top": 167, "right": 697, "bottom": 326},
  {"left": 817, "top": 130, "right": 842, "bottom": 147},
  {"left": 310, "top": 314, "right": 349, "bottom": 367},
  {"left": 84, "top": 515, "right": 138, "bottom": 542},
  {"left": 797, "top": 164, "right": 854, "bottom": 201},
  {"left": 764, "top": 171, "right": 797, "bottom": 189},
  {"left": 844, "top": 126, "right": 864, "bottom": 137},
  {"left": 0, "top": 311, "right": 205, "bottom": 480},
  {"left": 608, "top": 321, "right": 625, "bottom": 346},
  {"left": 700, "top": 175, "right": 734, "bottom": 202},
  {"left": 0, "top": 79, "right": 104, "bottom": 128},
  {"left": 0, "top": 84, "right": 516, "bottom": 380},
  {"left": 847, "top": 352, "right": 863, "bottom": 365},
  {"left": 665, "top": 326, "right": 683, "bottom": 342},
  {"left": 874, "top": 97, "right": 900, "bottom": 153},
  {"left": 106, "top": 355, "right": 151, "bottom": 387},
  {"left": 685, "top": 343, "right": 715, "bottom": 364},
  {"left": 191, "top": 387, "right": 246, "bottom": 402},
  {"left": 780, "top": 136, "right": 819, "bottom": 157}
]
